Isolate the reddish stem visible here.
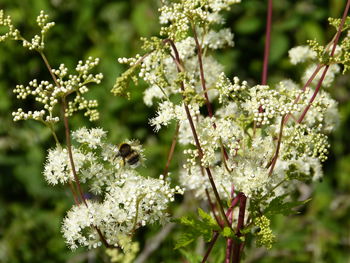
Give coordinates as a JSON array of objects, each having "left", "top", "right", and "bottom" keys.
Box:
[
  {"left": 164, "top": 38, "right": 232, "bottom": 229},
  {"left": 231, "top": 193, "right": 247, "bottom": 263},
  {"left": 202, "top": 193, "right": 240, "bottom": 263},
  {"left": 163, "top": 123, "right": 179, "bottom": 179},
  {"left": 62, "top": 97, "right": 88, "bottom": 206},
  {"left": 192, "top": 26, "right": 214, "bottom": 118},
  {"left": 298, "top": 0, "right": 350, "bottom": 123},
  {"left": 192, "top": 26, "right": 230, "bottom": 161},
  {"left": 39, "top": 51, "right": 114, "bottom": 248},
  {"left": 68, "top": 180, "right": 80, "bottom": 205},
  {"left": 225, "top": 186, "right": 236, "bottom": 263},
  {"left": 201, "top": 231, "right": 219, "bottom": 263},
  {"left": 261, "top": 0, "right": 273, "bottom": 85},
  {"left": 297, "top": 65, "right": 330, "bottom": 123},
  {"left": 268, "top": 115, "right": 285, "bottom": 176},
  {"left": 283, "top": 64, "right": 324, "bottom": 124}
]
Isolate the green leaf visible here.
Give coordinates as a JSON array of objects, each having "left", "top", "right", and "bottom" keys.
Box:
[
  {"left": 264, "top": 195, "right": 311, "bottom": 216},
  {"left": 174, "top": 233, "right": 196, "bottom": 250},
  {"left": 174, "top": 209, "right": 221, "bottom": 249},
  {"left": 221, "top": 226, "right": 235, "bottom": 239},
  {"left": 198, "top": 208, "right": 217, "bottom": 227},
  {"left": 222, "top": 226, "right": 232, "bottom": 238}
]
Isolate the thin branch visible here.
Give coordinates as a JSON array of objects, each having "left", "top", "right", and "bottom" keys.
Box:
[
  {"left": 261, "top": 0, "right": 273, "bottom": 85},
  {"left": 225, "top": 186, "right": 236, "bottom": 263},
  {"left": 163, "top": 123, "right": 179, "bottom": 178},
  {"left": 39, "top": 51, "right": 114, "bottom": 248},
  {"left": 202, "top": 188, "right": 239, "bottom": 263},
  {"left": 192, "top": 25, "right": 230, "bottom": 162},
  {"left": 40, "top": 51, "right": 87, "bottom": 206},
  {"left": 42, "top": 121, "right": 60, "bottom": 146},
  {"left": 297, "top": 65, "right": 330, "bottom": 123},
  {"left": 267, "top": 115, "right": 285, "bottom": 176},
  {"left": 205, "top": 189, "right": 224, "bottom": 228},
  {"left": 192, "top": 25, "right": 214, "bottom": 118},
  {"left": 201, "top": 231, "right": 219, "bottom": 263},
  {"left": 284, "top": 63, "right": 324, "bottom": 124},
  {"left": 297, "top": 0, "right": 350, "bottom": 123},
  {"left": 164, "top": 38, "right": 232, "bottom": 230},
  {"left": 62, "top": 97, "right": 88, "bottom": 206},
  {"left": 68, "top": 180, "right": 80, "bottom": 205},
  {"left": 39, "top": 52, "right": 60, "bottom": 85},
  {"left": 231, "top": 193, "right": 247, "bottom": 263},
  {"left": 94, "top": 226, "right": 117, "bottom": 249}
]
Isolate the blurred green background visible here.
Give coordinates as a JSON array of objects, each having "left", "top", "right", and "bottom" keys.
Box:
[{"left": 0, "top": 0, "right": 349, "bottom": 262}]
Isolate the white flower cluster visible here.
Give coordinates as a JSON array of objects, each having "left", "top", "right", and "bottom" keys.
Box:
[
  {"left": 149, "top": 101, "right": 200, "bottom": 132},
  {"left": 43, "top": 127, "right": 183, "bottom": 249},
  {"left": 149, "top": 78, "right": 337, "bottom": 201},
  {"left": 44, "top": 146, "right": 89, "bottom": 185},
  {"left": 115, "top": 0, "right": 340, "bottom": 228},
  {"left": 114, "top": 0, "right": 237, "bottom": 105},
  {"left": 180, "top": 71, "right": 339, "bottom": 198},
  {"left": 72, "top": 127, "right": 106, "bottom": 149},
  {"left": 0, "top": 10, "right": 54, "bottom": 50},
  {"left": 2, "top": 10, "right": 103, "bottom": 123},
  {"left": 22, "top": 10, "right": 55, "bottom": 50},
  {"left": 215, "top": 72, "right": 249, "bottom": 103},
  {"left": 0, "top": 10, "right": 21, "bottom": 42},
  {"left": 288, "top": 45, "right": 316, "bottom": 65},
  {"left": 159, "top": 0, "right": 240, "bottom": 40},
  {"left": 62, "top": 173, "right": 181, "bottom": 250},
  {"left": 12, "top": 57, "right": 103, "bottom": 123},
  {"left": 243, "top": 82, "right": 303, "bottom": 126}
]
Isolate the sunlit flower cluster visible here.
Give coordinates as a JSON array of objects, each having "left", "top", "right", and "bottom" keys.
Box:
[
  {"left": 62, "top": 173, "right": 181, "bottom": 250},
  {"left": 0, "top": 10, "right": 54, "bottom": 50},
  {"left": 113, "top": 0, "right": 340, "bottom": 222},
  {"left": 43, "top": 127, "right": 184, "bottom": 249},
  {"left": 3, "top": 0, "right": 344, "bottom": 254},
  {"left": 112, "top": 0, "right": 238, "bottom": 102},
  {"left": 0, "top": 10, "right": 21, "bottom": 42},
  {"left": 178, "top": 74, "right": 338, "bottom": 200},
  {"left": 2, "top": 10, "right": 103, "bottom": 124},
  {"left": 159, "top": 0, "right": 240, "bottom": 41},
  {"left": 288, "top": 45, "right": 316, "bottom": 65},
  {"left": 12, "top": 57, "right": 103, "bottom": 123}
]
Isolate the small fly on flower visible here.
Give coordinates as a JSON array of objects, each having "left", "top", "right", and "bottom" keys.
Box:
[{"left": 114, "top": 141, "right": 142, "bottom": 168}]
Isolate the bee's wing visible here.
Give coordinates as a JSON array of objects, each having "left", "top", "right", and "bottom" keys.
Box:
[{"left": 113, "top": 149, "right": 121, "bottom": 160}]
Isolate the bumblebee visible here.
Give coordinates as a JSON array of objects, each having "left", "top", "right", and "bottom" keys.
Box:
[{"left": 116, "top": 143, "right": 140, "bottom": 167}]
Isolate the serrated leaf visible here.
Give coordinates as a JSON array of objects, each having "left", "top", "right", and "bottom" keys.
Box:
[
  {"left": 178, "top": 216, "right": 195, "bottom": 226},
  {"left": 175, "top": 233, "right": 196, "bottom": 250},
  {"left": 222, "top": 227, "right": 234, "bottom": 238},
  {"left": 198, "top": 208, "right": 217, "bottom": 227},
  {"left": 265, "top": 195, "right": 311, "bottom": 216},
  {"left": 174, "top": 209, "right": 221, "bottom": 248}
]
